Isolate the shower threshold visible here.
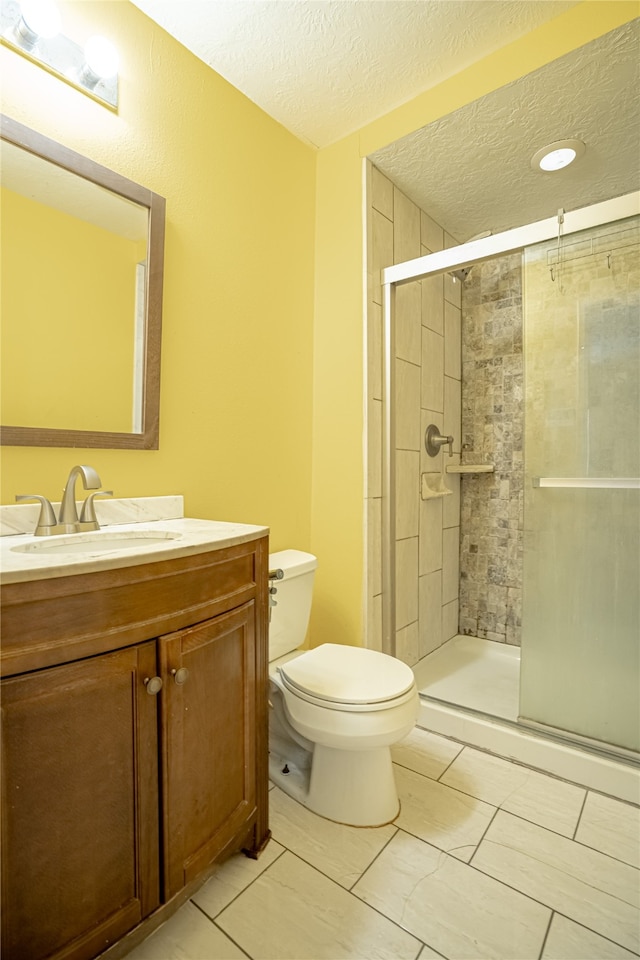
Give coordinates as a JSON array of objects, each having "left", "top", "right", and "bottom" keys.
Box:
[{"left": 412, "top": 634, "right": 639, "bottom": 804}]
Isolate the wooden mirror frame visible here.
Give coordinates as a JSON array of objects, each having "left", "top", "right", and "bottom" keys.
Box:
[{"left": 0, "top": 115, "right": 165, "bottom": 449}]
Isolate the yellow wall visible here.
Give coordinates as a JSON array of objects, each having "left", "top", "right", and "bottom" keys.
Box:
[
  {"left": 1, "top": 0, "right": 636, "bottom": 648},
  {"left": 309, "top": 1, "right": 639, "bottom": 646},
  {"left": 0, "top": 0, "right": 316, "bottom": 549}
]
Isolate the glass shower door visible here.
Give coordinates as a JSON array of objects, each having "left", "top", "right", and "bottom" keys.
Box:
[{"left": 520, "top": 217, "right": 639, "bottom": 752}]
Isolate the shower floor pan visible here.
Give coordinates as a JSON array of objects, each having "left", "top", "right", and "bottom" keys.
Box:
[
  {"left": 412, "top": 634, "right": 639, "bottom": 804},
  {"left": 413, "top": 633, "right": 520, "bottom": 721}
]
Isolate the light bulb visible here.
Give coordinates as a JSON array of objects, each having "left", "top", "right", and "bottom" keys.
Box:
[
  {"left": 531, "top": 139, "right": 585, "bottom": 173},
  {"left": 84, "top": 35, "right": 119, "bottom": 80},
  {"left": 539, "top": 148, "right": 576, "bottom": 171},
  {"left": 18, "top": 0, "right": 61, "bottom": 40}
]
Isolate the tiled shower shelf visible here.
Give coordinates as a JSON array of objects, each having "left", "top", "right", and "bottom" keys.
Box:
[{"left": 446, "top": 464, "right": 495, "bottom": 474}]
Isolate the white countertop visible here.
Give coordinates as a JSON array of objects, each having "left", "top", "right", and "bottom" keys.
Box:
[{"left": 0, "top": 497, "right": 268, "bottom": 584}]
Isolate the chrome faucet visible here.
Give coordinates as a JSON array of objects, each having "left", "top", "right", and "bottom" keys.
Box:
[
  {"left": 14, "top": 494, "right": 64, "bottom": 537},
  {"left": 16, "top": 465, "right": 111, "bottom": 536},
  {"left": 78, "top": 489, "right": 113, "bottom": 531},
  {"left": 58, "top": 465, "right": 102, "bottom": 531}
]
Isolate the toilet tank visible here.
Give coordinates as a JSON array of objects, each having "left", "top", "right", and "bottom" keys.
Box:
[{"left": 268, "top": 549, "right": 317, "bottom": 662}]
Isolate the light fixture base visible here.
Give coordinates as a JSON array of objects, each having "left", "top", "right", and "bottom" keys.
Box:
[
  {"left": 531, "top": 139, "right": 585, "bottom": 172},
  {"left": 0, "top": 0, "right": 118, "bottom": 110}
]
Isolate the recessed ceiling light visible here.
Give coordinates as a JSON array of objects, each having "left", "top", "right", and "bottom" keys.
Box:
[{"left": 531, "top": 139, "right": 586, "bottom": 172}]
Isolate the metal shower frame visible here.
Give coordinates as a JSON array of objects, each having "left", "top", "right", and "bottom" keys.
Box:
[{"left": 379, "top": 191, "right": 640, "bottom": 656}]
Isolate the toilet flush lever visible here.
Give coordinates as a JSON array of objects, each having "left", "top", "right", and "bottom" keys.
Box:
[{"left": 268, "top": 569, "right": 282, "bottom": 622}]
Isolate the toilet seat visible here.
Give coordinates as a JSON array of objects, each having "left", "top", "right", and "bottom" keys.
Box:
[{"left": 279, "top": 643, "right": 416, "bottom": 712}]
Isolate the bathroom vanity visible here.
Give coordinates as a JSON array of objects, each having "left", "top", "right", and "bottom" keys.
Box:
[{"left": 0, "top": 501, "right": 270, "bottom": 960}]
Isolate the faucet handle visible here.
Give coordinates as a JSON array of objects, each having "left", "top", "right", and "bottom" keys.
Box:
[
  {"left": 425, "top": 424, "right": 455, "bottom": 458},
  {"left": 78, "top": 490, "right": 113, "bottom": 530},
  {"left": 15, "top": 494, "right": 61, "bottom": 537}
]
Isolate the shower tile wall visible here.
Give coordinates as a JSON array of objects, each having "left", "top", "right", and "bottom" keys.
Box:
[
  {"left": 459, "top": 254, "right": 524, "bottom": 645},
  {"left": 366, "top": 163, "right": 462, "bottom": 663}
]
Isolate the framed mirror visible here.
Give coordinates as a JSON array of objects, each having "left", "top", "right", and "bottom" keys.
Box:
[{"left": 0, "top": 115, "right": 165, "bottom": 449}]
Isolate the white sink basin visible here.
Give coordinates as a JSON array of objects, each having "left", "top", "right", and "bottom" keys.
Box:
[{"left": 12, "top": 530, "right": 182, "bottom": 556}]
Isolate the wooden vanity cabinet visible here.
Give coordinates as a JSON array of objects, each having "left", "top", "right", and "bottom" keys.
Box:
[
  {"left": 0, "top": 536, "right": 269, "bottom": 960},
  {"left": 1, "top": 643, "right": 160, "bottom": 960},
  {"left": 159, "top": 602, "right": 258, "bottom": 899}
]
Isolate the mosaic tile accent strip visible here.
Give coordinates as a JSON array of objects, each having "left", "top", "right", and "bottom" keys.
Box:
[{"left": 459, "top": 254, "right": 523, "bottom": 645}]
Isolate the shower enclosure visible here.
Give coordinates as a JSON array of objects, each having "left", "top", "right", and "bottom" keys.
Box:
[
  {"left": 379, "top": 192, "right": 639, "bottom": 760},
  {"left": 520, "top": 216, "right": 639, "bottom": 754}
]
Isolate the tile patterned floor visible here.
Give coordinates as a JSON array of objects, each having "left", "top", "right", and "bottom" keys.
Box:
[{"left": 124, "top": 727, "right": 640, "bottom": 960}]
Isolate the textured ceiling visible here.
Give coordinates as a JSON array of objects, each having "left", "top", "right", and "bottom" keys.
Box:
[
  {"left": 371, "top": 21, "right": 640, "bottom": 240},
  {"left": 129, "top": 1, "right": 638, "bottom": 241},
  {"left": 130, "top": 0, "right": 579, "bottom": 148}
]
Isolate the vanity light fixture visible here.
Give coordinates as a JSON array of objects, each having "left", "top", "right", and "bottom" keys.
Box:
[
  {"left": 531, "top": 139, "right": 586, "bottom": 172},
  {"left": 80, "top": 35, "right": 119, "bottom": 87},
  {"left": 13, "top": 0, "right": 60, "bottom": 49},
  {"left": 0, "top": 0, "right": 119, "bottom": 109}
]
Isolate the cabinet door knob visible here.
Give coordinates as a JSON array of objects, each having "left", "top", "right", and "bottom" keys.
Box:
[
  {"left": 171, "top": 667, "right": 190, "bottom": 685},
  {"left": 143, "top": 676, "right": 163, "bottom": 695}
]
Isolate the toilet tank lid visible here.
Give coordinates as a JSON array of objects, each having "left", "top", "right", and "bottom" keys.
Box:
[
  {"left": 280, "top": 643, "right": 415, "bottom": 704},
  {"left": 269, "top": 549, "right": 317, "bottom": 579}
]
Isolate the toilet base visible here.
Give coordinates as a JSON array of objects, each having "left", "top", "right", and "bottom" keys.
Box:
[
  {"left": 269, "top": 711, "right": 399, "bottom": 827},
  {"left": 308, "top": 743, "right": 400, "bottom": 826}
]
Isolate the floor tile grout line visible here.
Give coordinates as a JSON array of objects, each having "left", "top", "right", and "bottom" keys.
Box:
[
  {"left": 193, "top": 837, "right": 432, "bottom": 959},
  {"left": 209, "top": 843, "right": 393, "bottom": 955},
  {"left": 390, "top": 819, "right": 635, "bottom": 953},
  {"left": 276, "top": 834, "right": 369, "bottom": 885},
  {"left": 474, "top": 828, "right": 640, "bottom": 912},
  {"left": 552, "top": 909, "right": 640, "bottom": 958},
  {"left": 271, "top": 846, "right": 427, "bottom": 954},
  {"left": 345, "top": 824, "right": 400, "bottom": 893},
  {"left": 347, "top": 825, "right": 546, "bottom": 960},
  {"left": 414, "top": 726, "right": 640, "bottom": 806},
  {"left": 411, "top": 939, "right": 428, "bottom": 960},
  {"left": 467, "top": 804, "right": 500, "bottom": 868},
  {"left": 347, "top": 851, "right": 440, "bottom": 953},
  {"left": 467, "top": 840, "right": 638, "bottom": 953},
  {"left": 352, "top": 819, "right": 637, "bottom": 957},
  {"left": 270, "top": 828, "right": 400, "bottom": 894},
  {"left": 394, "top": 756, "right": 639, "bottom": 861},
  {"left": 570, "top": 835, "right": 640, "bottom": 871},
  {"left": 452, "top": 788, "right": 584, "bottom": 843},
  {"left": 392, "top": 757, "right": 445, "bottom": 778},
  {"left": 190, "top": 843, "right": 288, "bottom": 923},
  {"left": 571, "top": 788, "right": 589, "bottom": 842},
  {"left": 189, "top": 899, "right": 253, "bottom": 959},
  {"left": 537, "top": 909, "right": 554, "bottom": 960},
  {"left": 484, "top": 806, "right": 640, "bottom": 875},
  {"left": 435, "top": 743, "right": 466, "bottom": 782}
]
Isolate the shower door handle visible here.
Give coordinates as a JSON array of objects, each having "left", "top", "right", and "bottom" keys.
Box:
[{"left": 533, "top": 477, "right": 640, "bottom": 489}]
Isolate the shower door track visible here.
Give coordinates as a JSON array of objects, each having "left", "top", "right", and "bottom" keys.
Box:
[{"left": 379, "top": 190, "right": 640, "bottom": 655}]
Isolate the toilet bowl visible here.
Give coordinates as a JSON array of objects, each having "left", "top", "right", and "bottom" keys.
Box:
[{"left": 268, "top": 550, "right": 418, "bottom": 826}]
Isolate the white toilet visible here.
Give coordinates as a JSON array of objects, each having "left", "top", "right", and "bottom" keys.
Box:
[{"left": 268, "top": 549, "right": 418, "bottom": 827}]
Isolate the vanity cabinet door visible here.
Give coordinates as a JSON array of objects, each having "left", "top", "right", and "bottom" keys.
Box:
[
  {"left": 0, "top": 643, "right": 160, "bottom": 960},
  {"left": 159, "top": 602, "right": 257, "bottom": 899}
]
